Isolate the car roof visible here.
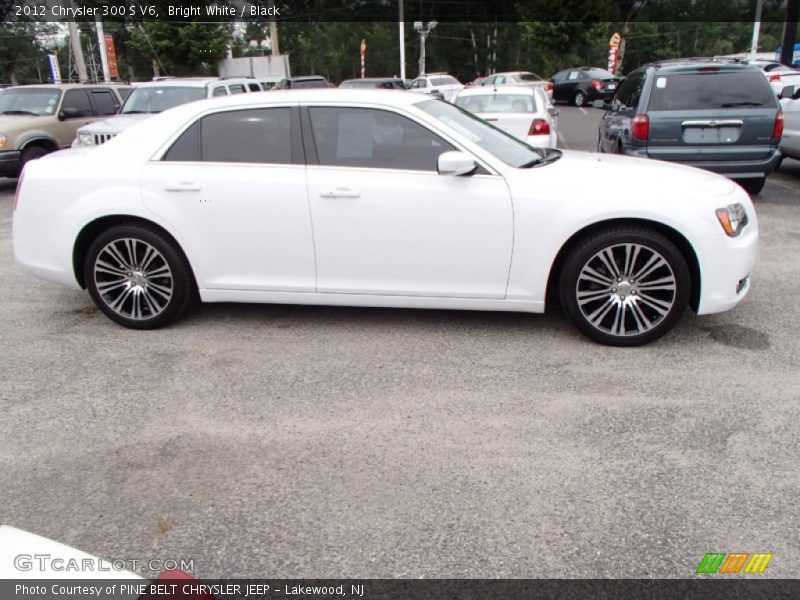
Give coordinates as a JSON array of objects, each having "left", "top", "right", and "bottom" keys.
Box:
[
  {"left": 186, "top": 88, "right": 427, "bottom": 109},
  {"left": 649, "top": 59, "right": 759, "bottom": 73},
  {"left": 341, "top": 77, "right": 403, "bottom": 83},
  {"left": 136, "top": 78, "right": 221, "bottom": 88},
  {"left": 6, "top": 83, "right": 130, "bottom": 90},
  {"left": 458, "top": 86, "right": 536, "bottom": 97}
]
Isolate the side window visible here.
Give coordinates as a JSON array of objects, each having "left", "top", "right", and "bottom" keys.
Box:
[
  {"left": 495, "top": 76, "right": 506, "bottom": 85},
  {"left": 164, "top": 121, "right": 200, "bottom": 161},
  {"left": 229, "top": 84, "right": 246, "bottom": 95},
  {"left": 248, "top": 83, "right": 261, "bottom": 92},
  {"left": 90, "top": 89, "right": 119, "bottom": 116},
  {"left": 567, "top": 71, "right": 580, "bottom": 81},
  {"left": 61, "top": 89, "right": 92, "bottom": 117},
  {"left": 202, "top": 108, "right": 291, "bottom": 164},
  {"left": 211, "top": 86, "right": 228, "bottom": 97},
  {"left": 614, "top": 71, "right": 645, "bottom": 110},
  {"left": 308, "top": 107, "right": 456, "bottom": 171}
]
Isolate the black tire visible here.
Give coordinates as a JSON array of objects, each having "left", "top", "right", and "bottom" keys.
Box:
[
  {"left": 17, "top": 145, "right": 49, "bottom": 177},
  {"left": 84, "top": 224, "right": 196, "bottom": 329},
  {"left": 739, "top": 177, "right": 765, "bottom": 195},
  {"left": 573, "top": 91, "right": 587, "bottom": 107},
  {"left": 559, "top": 227, "right": 691, "bottom": 346}
]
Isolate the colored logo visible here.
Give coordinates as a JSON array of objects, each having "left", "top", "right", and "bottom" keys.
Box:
[{"left": 696, "top": 552, "right": 773, "bottom": 574}]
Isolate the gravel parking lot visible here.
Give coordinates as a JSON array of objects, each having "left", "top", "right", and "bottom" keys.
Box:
[{"left": 1, "top": 106, "right": 799, "bottom": 578}]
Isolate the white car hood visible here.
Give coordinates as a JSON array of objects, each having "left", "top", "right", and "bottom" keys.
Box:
[
  {"left": 78, "top": 113, "right": 152, "bottom": 135},
  {"left": 0, "top": 525, "right": 142, "bottom": 579},
  {"left": 548, "top": 150, "right": 737, "bottom": 198}
]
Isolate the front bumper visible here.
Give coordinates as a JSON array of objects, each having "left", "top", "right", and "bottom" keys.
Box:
[
  {"left": 0, "top": 150, "right": 21, "bottom": 178},
  {"left": 695, "top": 199, "right": 759, "bottom": 315}
]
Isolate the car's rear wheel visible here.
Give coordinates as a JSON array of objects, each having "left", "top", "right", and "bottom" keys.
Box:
[
  {"left": 559, "top": 227, "right": 690, "bottom": 346},
  {"left": 739, "top": 177, "right": 765, "bottom": 195},
  {"left": 84, "top": 224, "right": 195, "bottom": 329},
  {"left": 17, "top": 145, "right": 49, "bottom": 177},
  {"left": 573, "top": 91, "right": 587, "bottom": 107}
]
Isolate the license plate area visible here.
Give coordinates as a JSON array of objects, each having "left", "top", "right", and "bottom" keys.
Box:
[{"left": 683, "top": 126, "right": 741, "bottom": 144}]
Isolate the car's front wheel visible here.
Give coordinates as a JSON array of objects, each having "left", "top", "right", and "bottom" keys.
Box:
[
  {"left": 84, "top": 224, "right": 195, "bottom": 329},
  {"left": 559, "top": 227, "right": 690, "bottom": 346}
]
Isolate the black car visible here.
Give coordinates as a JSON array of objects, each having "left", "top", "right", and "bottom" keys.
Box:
[
  {"left": 596, "top": 60, "right": 782, "bottom": 194},
  {"left": 339, "top": 78, "right": 407, "bottom": 90},
  {"left": 551, "top": 67, "right": 622, "bottom": 107},
  {"left": 274, "top": 76, "right": 331, "bottom": 90}
]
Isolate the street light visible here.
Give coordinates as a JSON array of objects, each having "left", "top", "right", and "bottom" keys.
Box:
[
  {"left": 249, "top": 38, "right": 271, "bottom": 57},
  {"left": 413, "top": 20, "right": 437, "bottom": 76}
]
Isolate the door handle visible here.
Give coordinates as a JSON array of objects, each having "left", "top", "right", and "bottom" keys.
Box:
[
  {"left": 320, "top": 187, "right": 360, "bottom": 198},
  {"left": 164, "top": 181, "right": 202, "bottom": 192}
]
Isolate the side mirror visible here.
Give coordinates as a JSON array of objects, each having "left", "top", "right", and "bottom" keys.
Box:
[
  {"left": 547, "top": 106, "right": 560, "bottom": 117},
  {"left": 437, "top": 151, "right": 476, "bottom": 176},
  {"left": 58, "top": 107, "right": 80, "bottom": 120},
  {"left": 780, "top": 85, "right": 796, "bottom": 99}
]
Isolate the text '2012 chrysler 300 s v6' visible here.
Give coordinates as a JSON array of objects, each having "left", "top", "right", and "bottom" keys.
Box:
[{"left": 13, "top": 90, "right": 757, "bottom": 346}]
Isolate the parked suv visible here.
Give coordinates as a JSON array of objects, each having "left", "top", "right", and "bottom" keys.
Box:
[
  {"left": 597, "top": 61, "right": 782, "bottom": 194},
  {"left": 0, "top": 83, "right": 131, "bottom": 177},
  {"left": 73, "top": 77, "right": 261, "bottom": 147}
]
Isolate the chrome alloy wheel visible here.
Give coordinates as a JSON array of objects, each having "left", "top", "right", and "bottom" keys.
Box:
[
  {"left": 575, "top": 243, "right": 677, "bottom": 337},
  {"left": 92, "top": 238, "right": 174, "bottom": 320}
]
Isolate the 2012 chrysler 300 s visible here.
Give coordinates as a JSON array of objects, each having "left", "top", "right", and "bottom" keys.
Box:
[{"left": 12, "top": 90, "right": 757, "bottom": 346}]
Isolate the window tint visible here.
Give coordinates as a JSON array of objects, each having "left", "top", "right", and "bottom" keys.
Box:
[
  {"left": 164, "top": 121, "right": 200, "bottom": 161},
  {"left": 517, "top": 72, "right": 542, "bottom": 82},
  {"left": 61, "top": 89, "right": 92, "bottom": 117},
  {"left": 248, "top": 83, "right": 261, "bottom": 92},
  {"left": 292, "top": 79, "right": 328, "bottom": 89},
  {"left": 309, "top": 107, "right": 455, "bottom": 171},
  {"left": 211, "top": 86, "right": 228, "bottom": 97},
  {"left": 229, "top": 84, "right": 246, "bottom": 94},
  {"left": 584, "top": 68, "right": 615, "bottom": 79},
  {"left": 90, "top": 89, "right": 118, "bottom": 115},
  {"left": 202, "top": 108, "right": 291, "bottom": 164},
  {"left": 164, "top": 109, "right": 292, "bottom": 163},
  {"left": 647, "top": 70, "right": 776, "bottom": 111},
  {"left": 613, "top": 70, "right": 646, "bottom": 110}
]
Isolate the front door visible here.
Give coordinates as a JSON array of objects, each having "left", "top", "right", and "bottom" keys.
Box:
[{"left": 303, "top": 105, "right": 513, "bottom": 299}]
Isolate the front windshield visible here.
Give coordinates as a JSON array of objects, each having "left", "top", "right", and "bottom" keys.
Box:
[
  {"left": 417, "top": 99, "right": 543, "bottom": 167},
  {"left": 0, "top": 88, "right": 61, "bottom": 116},
  {"left": 121, "top": 86, "right": 206, "bottom": 114}
]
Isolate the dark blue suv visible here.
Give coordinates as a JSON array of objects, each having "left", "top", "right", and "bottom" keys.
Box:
[{"left": 597, "top": 61, "right": 783, "bottom": 194}]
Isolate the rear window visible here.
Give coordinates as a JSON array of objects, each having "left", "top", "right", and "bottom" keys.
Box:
[
  {"left": 584, "top": 68, "right": 615, "bottom": 79},
  {"left": 292, "top": 79, "right": 328, "bottom": 89},
  {"left": 517, "top": 73, "right": 542, "bottom": 82},
  {"left": 648, "top": 70, "right": 776, "bottom": 111},
  {"left": 456, "top": 93, "right": 538, "bottom": 114},
  {"left": 431, "top": 76, "right": 458, "bottom": 86}
]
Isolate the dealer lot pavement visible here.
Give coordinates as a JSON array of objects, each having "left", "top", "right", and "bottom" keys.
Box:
[{"left": 1, "top": 106, "right": 799, "bottom": 577}]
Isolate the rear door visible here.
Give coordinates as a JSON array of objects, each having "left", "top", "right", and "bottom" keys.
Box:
[{"left": 645, "top": 68, "right": 778, "bottom": 162}]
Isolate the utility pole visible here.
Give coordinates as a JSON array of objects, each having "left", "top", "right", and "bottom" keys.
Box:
[
  {"left": 413, "top": 20, "right": 437, "bottom": 77},
  {"left": 398, "top": 0, "right": 406, "bottom": 80},
  {"left": 268, "top": 0, "right": 280, "bottom": 55},
  {"left": 750, "top": 0, "right": 764, "bottom": 60},
  {"left": 95, "top": 19, "right": 111, "bottom": 82},
  {"left": 65, "top": 0, "right": 88, "bottom": 82}
]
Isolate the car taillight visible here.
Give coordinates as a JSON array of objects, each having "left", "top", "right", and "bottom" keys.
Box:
[
  {"left": 773, "top": 111, "right": 784, "bottom": 139},
  {"left": 13, "top": 171, "right": 24, "bottom": 212},
  {"left": 529, "top": 118, "right": 550, "bottom": 136},
  {"left": 632, "top": 114, "right": 649, "bottom": 141},
  {"left": 545, "top": 81, "right": 553, "bottom": 92},
  {"left": 591, "top": 79, "right": 603, "bottom": 91},
  {"left": 769, "top": 73, "right": 782, "bottom": 83}
]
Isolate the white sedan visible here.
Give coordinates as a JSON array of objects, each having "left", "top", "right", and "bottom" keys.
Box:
[
  {"left": 454, "top": 86, "right": 558, "bottom": 148},
  {"left": 13, "top": 90, "right": 757, "bottom": 346}
]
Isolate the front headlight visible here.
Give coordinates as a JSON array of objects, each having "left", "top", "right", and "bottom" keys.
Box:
[
  {"left": 0, "top": 134, "right": 8, "bottom": 149},
  {"left": 77, "top": 132, "right": 95, "bottom": 146},
  {"left": 715, "top": 203, "right": 748, "bottom": 237}
]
